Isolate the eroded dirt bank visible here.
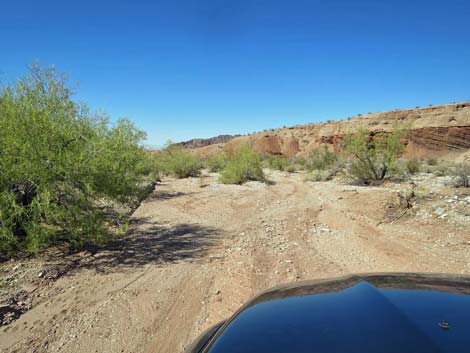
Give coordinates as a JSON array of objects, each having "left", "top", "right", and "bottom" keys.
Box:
[{"left": 1, "top": 171, "right": 469, "bottom": 353}]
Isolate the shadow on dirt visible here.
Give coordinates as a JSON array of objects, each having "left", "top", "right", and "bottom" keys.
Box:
[
  {"left": 0, "top": 219, "right": 221, "bottom": 326},
  {"left": 78, "top": 218, "right": 221, "bottom": 273},
  {"left": 146, "top": 190, "right": 195, "bottom": 201}
]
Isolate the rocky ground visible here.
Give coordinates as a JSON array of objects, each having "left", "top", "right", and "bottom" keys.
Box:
[{"left": 1, "top": 170, "right": 469, "bottom": 353}]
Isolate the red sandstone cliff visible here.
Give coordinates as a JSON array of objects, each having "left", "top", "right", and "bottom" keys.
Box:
[{"left": 192, "top": 102, "right": 470, "bottom": 159}]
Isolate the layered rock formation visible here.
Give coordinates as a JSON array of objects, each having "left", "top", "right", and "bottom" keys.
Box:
[{"left": 192, "top": 102, "right": 470, "bottom": 159}]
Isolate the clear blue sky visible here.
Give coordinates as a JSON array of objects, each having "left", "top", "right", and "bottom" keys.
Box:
[{"left": 1, "top": 0, "right": 469, "bottom": 146}]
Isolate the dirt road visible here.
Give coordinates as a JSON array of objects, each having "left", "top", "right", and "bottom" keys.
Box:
[{"left": 2, "top": 171, "right": 469, "bottom": 353}]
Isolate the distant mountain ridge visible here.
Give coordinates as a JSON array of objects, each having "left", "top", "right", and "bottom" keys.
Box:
[{"left": 175, "top": 134, "right": 241, "bottom": 149}]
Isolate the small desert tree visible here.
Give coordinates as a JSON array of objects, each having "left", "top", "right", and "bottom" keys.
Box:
[
  {"left": 0, "top": 64, "right": 154, "bottom": 256},
  {"left": 343, "top": 127, "right": 408, "bottom": 182}
]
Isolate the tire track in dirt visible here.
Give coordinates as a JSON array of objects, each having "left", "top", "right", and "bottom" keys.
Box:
[{"left": 2, "top": 171, "right": 469, "bottom": 353}]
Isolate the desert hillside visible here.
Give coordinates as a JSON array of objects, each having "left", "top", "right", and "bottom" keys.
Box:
[
  {"left": 192, "top": 102, "right": 470, "bottom": 160},
  {"left": 175, "top": 134, "right": 241, "bottom": 149}
]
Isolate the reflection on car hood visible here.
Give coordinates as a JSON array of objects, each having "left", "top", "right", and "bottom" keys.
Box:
[{"left": 203, "top": 273, "right": 470, "bottom": 353}]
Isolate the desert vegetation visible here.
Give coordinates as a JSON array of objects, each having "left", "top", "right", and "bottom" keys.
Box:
[
  {"left": 452, "top": 163, "right": 470, "bottom": 188},
  {"left": 342, "top": 127, "right": 408, "bottom": 183},
  {"left": 205, "top": 152, "right": 229, "bottom": 172},
  {"left": 303, "top": 147, "right": 342, "bottom": 181},
  {"left": 0, "top": 65, "right": 156, "bottom": 257},
  {"left": 305, "top": 147, "right": 338, "bottom": 172},
  {"left": 154, "top": 143, "right": 202, "bottom": 178},
  {"left": 405, "top": 159, "right": 420, "bottom": 175},
  {"left": 196, "top": 130, "right": 470, "bottom": 187},
  {"left": 219, "top": 145, "right": 265, "bottom": 184},
  {"left": 263, "top": 155, "right": 291, "bottom": 172}
]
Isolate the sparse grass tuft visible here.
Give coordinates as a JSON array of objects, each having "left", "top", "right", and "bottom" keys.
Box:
[{"left": 305, "top": 169, "right": 333, "bottom": 182}]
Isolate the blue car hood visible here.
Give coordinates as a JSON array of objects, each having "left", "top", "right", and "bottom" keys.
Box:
[{"left": 202, "top": 273, "right": 470, "bottom": 353}]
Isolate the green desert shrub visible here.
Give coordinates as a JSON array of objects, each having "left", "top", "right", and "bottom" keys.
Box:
[
  {"left": 293, "top": 156, "right": 306, "bottom": 167},
  {"left": 285, "top": 164, "right": 298, "bottom": 173},
  {"left": 219, "top": 145, "right": 265, "bottom": 184},
  {"left": 422, "top": 162, "right": 469, "bottom": 187},
  {"left": 431, "top": 163, "right": 452, "bottom": 177},
  {"left": 0, "top": 64, "right": 154, "bottom": 257},
  {"left": 206, "top": 152, "right": 229, "bottom": 172},
  {"left": 305, "top": 169, "right": 333, "bottom": 182},
  {"left": 302, "top": 148, "right": 343, "bottom": 181},
  {"left": 343, "top": 127, "right": 408, "bottom": 183},
  {"left": 453, "top": 163, "right": 470, "bottom": 188},
  {"left": 264, "top": 155, "right": 291, "bottom": 171},
  {"left": 154, "top": 144, "right": 202, "bottom": 178},
  {"left": 405, "top": 159, "right": 420, "bottom": 174},
  {"left": 306, "top": 148, "right": 338, "bottom": 171},
  {"left": 289, "top": 157, "right": 307, "bottom": 171}
]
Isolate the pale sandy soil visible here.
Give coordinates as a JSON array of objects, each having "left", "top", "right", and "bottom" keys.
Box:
[{"left": 1, "top": 170, "right": 469, "bottom": 353}]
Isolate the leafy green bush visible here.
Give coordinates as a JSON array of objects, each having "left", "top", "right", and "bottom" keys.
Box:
[
  {"left": 343, "top": 128, "right": 408, "bottom": 183},
  {"left": 219, "top": 145, "right": 265, "bottom": 184},
  {"left": 405, "top": 159, "right": 420, "bottom": 174},
  {"left": 154, "top": 145, "right": 202, "bottom": 178},
  {"left": 0, "top": 64, "right": 154, "bottom": 257},
  {"left": 301, "top": 148, "right": 343, "bottom": 181},
  {"left": 288, "top": 157, "right": 307, "bottom": 171},
  {"left": 206, "top": 152, "right": 229, "bottom": 172},
  {"left": 264, "top": 155, "right": 290, "bottom": 171},
  {"left": 306, "top": 148, "right": 338, "bottom": 171}
]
